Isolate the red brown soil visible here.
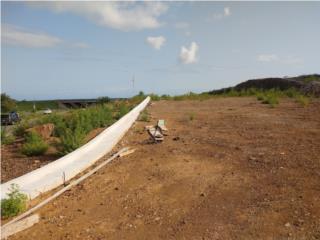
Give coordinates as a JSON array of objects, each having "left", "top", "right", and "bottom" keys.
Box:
[
  {"left": 1, "top": 129, "right": 105, "bottom": 183},
  {"left": 1, "top": 138, "right": 57, "bottom": 183},
  {"left": 26, "top": 123, "right": 55, "bottom": 140},
  {"left": 6, "top": 97, "right": 320, "bottom": 239}
]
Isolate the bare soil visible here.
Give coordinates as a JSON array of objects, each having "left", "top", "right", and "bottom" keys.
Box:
[
  {"left": 1, "top": 138, "right": 58, "bottom": 183},
  {"left": 6, "top": 97, "right": 320, "bottom": 240},
  {"left": 1, "top": 128, "right": 105, "bottom": 183}
]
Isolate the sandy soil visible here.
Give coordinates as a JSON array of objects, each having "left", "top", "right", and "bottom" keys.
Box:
[{"left": 6, "top": 97, "right": 320, "bottom": 239}]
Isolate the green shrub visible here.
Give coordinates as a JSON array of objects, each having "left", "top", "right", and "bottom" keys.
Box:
[
  {"left": 97, "top": 96, "right": 111, "bottom": 105},
  {"left": 256, "top": 93, "right": 264, "bottom": 101},
  {"left": 37, "top": 102, "right": 133, "bottom": 155},
  {"left": 48, "top": 105, "right": 113, "bottom": 154},
  {"left": 21, "top": 132, "right": 48, "bottom": 156},
  {"left": 255, "top": 89, "right": 280, "bottom": 107},
  {"left": 161, "top": 94, "right": 172, "bottom": 100},
  {"left": 139, "top": 110, "right": 150, "bottom": 122},
  {"left": 1, "top": 127, "right": 15, "bottom": 145},
  {"left": 1, "top": 184, "right": 28, "bottom": 218},
  {"left": 13, "top": 124, "right": 27, "bottom": 137},
  {"left": 150, "top": 94, "right": 161, "bottom": 101},
  {"left": 116, "top": 103, "right": 129, "bottom": 119},
  {"left": 284, "top": 88, "right": 300, "bottom": 98},
  {"left": 261, "top": 94, "right": 279, "bottom": 107},
  {"left": 295, "top": 95, "right": 310, "bottom": 107},
  {"left": 59, "top": 127, "right": 86, "bottom": 154},
  {"left": 1, "top": 93, "right": 17, "bottom": 113}
]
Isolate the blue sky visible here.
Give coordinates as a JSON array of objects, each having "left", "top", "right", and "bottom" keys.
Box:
[{"left": 1, "top": 1, "right": 320, "bottom": 100}]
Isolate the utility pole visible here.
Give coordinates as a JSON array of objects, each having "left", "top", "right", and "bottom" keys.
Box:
[{"left": 132, "top": 75, "right": 135, "bottom": 90}]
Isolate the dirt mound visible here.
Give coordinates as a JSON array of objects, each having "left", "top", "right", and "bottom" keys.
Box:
[
  {"left": 301, "top": 81, "right": 320, "bottom": 96},
  {"left": 235, "top": 78, "right": 303, "bottom": 91},
  {"left": 26, "top": 123, "right": 55, "bottom": 139},
  {"left": 208, "top": 74, "right": 320, "bottom": 97}
]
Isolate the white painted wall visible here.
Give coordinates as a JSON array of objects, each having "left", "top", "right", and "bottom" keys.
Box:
[{"left": 1, "top": 97, "right": 150, "bottom": 200}]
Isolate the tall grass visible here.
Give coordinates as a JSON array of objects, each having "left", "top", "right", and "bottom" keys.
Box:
[
  {"left": 1, "top": 127, "right": 15, "bottom": 145},
  {"left": 138, "top": 110, "right": 150, "bottom": 122},
  {"left": 42, "top": 104, "right": 115, "bottom": 154},
  {"left": 21, "top": 131, "right": 48, "bottom": 156},
  {"left": 295, "top": 95, "right": 310, "bottom": 107},
  {"left": 1, "top": 184, "right": 28, "bottom": 218}
]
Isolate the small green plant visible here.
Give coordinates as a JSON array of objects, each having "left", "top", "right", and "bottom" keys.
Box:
[
  {"left": 284, "top": 88, "right": 300, "bottom": 98},
  {"left": 150, "top": 94, "right": 161, "bottom": 101},
  {"left": 295, "top": 95, "right": 310, "bottom": 107},
  {"left": 161, "top": 94, "right": 172, "bottom": 100},
  {"left": 1, "top": 127, "right": 15, "bottom": 145},
  {"left": 97, "top": 96, "right": 111, "bottom": 105},
  {"left": 261, "top": 95, "right": 279, "bottom": 107},
  {"left": 116, "top": 103, "right": 129, "bottom": 119},
  {"left": 255, "top": 89, "right": 279, "bottom": 107},
  {"left": 21, "top": 131, "right": 48, "bottom": 156},
  {"left": 13, "top": 124, "right": 27, "bottom": 137},
  {"left": 256, "top": 93, "right": 264, "bottom": 101},
  {"left": 139, "top": 110, "right": 150, "bottom": 122},
  {"left": 1, "top": 184, "right": 28, "bottom": 218},
  {"left": 59, "top": 127, "right": 86, "bottom": 154}
]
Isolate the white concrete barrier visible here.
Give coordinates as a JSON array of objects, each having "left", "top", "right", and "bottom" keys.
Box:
[{"left": 1, "top": 97, "right": 150, "bottom": 200}]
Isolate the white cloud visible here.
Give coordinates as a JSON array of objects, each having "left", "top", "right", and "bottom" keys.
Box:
[
  {"left": 146, "top": 36, "right": 166, "bottom": 50},
  {"left": 2, "top": 24, "right": 62, "bottom": 48},
  {"left": 257, "top": 54, "right": 279, "bottom": 62},
  {"left": 29, "top": 2, "right": 168, "bottom": 31},
  {"left": 179, "top": 41, "right": 199, "bottom": 64}
]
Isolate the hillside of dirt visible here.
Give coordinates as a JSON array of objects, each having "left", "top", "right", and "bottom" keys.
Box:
[
  {"left": 8, "top": 97, "right": 320, "bottom": 240},
  {"left": 208, "top": 74, "right": 320, "bottom": 97}
]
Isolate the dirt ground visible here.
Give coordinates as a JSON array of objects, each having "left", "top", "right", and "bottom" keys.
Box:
[
  {"left": 1, "top": 138, "right": 57, "bottom": 183},
  {"left": 6, "top": 97, "right": 320, "bottom": 240},
  {"left": 1, "top": 128, "right": 105, "bottom": 183}
]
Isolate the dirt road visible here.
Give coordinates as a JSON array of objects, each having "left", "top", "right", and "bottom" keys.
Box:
[{"left": 10, "top": 97, "right": 320, "bottom": 240}]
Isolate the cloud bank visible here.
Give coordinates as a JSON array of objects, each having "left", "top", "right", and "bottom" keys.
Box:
[
  {"left": 179, "top": 41, "right": 199, "bottom": 64},
  {"left": 29, "top": 2, "right": 168, "bottom": 31}
]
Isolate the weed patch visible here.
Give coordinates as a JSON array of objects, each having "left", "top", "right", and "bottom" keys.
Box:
[
  {"left": 295, "top": 95, "right": 310, "bottom": 107},
  {"left": 1, "top": 184, "right": 28, "bottom": 218},
  {"left": 1, "top": 127, "right": 15, "bottom": 145},
  {"left": 21, "top": 131, "right": 48, "bottom": 156},
  {"left": 139, "top": 110, "right": 150, "bottom": 122}
]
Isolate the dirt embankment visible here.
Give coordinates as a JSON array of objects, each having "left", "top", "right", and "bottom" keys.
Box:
[
  {"left": 8, "top": 97, "right": 320, "bottom": 240},
  {"left": 209, "top": 74, "right": 320, "bottom": 97},
  {"left": 1, "top": 127, "right": 105, "bottom": 183}
]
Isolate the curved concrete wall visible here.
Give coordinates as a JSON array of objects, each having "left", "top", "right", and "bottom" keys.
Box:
[{"left": 1, "top": 97, "right": 150, "bottom": 200}]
